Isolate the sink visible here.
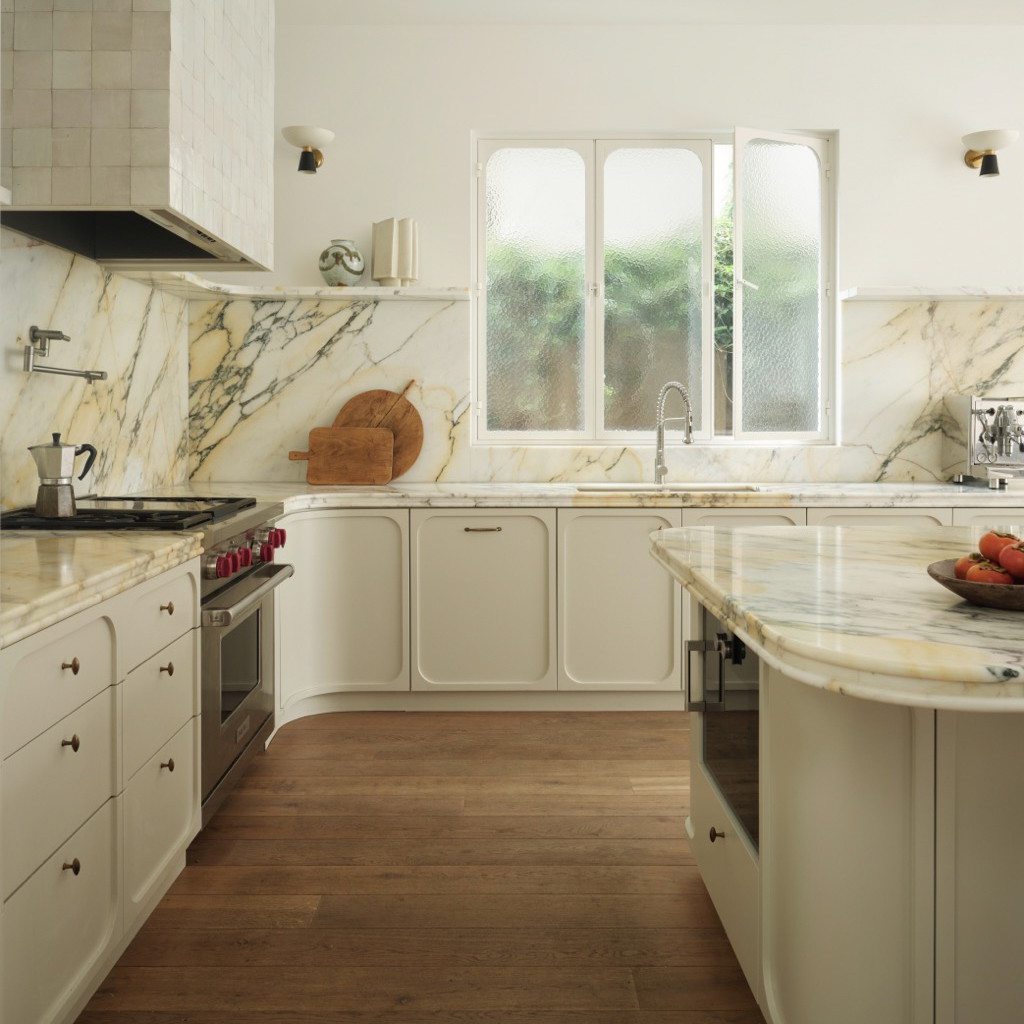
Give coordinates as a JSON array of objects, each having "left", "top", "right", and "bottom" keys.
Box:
[{"left": 576, "top": 482, "right": 761, "bottom": 493}]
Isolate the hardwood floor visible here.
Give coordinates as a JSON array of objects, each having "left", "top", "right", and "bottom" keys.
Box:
[{"left": 78, "top": 711, "right": 765, "bottom": 1023}]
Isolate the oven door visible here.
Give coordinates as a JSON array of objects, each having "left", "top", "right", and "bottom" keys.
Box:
[{"left": 200, "top": 562, "right": 293, "bottom": 822}]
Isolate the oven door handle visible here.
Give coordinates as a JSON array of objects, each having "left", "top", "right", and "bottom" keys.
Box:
[{"left": 202, "top": 562, "right": 294, "bottom": 627}]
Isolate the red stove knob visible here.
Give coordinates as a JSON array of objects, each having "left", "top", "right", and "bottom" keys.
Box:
[
  {"left": 267, "top": 528, "right": 283, "bottom": 548},
  {"left": 274, "top": 527, "right": 287, "bottom": 548},
  {"left": 228, "top": 551, "right": 240, "bottom": 573},
  {"left": 237, "top": 546, "right": 253, "bottom": 567},
  {"left": 216, "top": 554, "right": 233, "bottom": 578},
  {"left": 260, "top": 542, "right": 275, "bottom": 563}
]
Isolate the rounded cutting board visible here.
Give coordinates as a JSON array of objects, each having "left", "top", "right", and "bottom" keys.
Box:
[{"left": 332, "top": 383, "right": 424, "bottom": 479}]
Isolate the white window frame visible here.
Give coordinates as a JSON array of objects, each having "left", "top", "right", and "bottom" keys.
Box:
[
  {"left": 473, "top": 130, "right": 835, "bottom": 447},
  {"left": 732, "top": 128, "right": 834, "bottom": 443}
]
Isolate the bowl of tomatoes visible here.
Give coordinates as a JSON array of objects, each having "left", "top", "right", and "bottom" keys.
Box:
[{"left": 927, "top": 530, "right": 1024, "bottom": 610}]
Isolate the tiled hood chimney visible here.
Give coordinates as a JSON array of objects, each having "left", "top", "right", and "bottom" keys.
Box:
[{"left": 1, "top": 0, "right": 273, "bottom": 271}]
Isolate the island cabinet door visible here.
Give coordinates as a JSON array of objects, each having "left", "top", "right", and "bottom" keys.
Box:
[
  {"left": 276, "top": 510, "right": 411, "bottom": 707},
  {"left": 411, "top": 509, "right": 557, "bottom": 690},
  {"left": 761, "top": 667, "right": 936, "bottom": 1024},
  {"left": 557, "top": 508, "right": 682, "bottom": 691},
  {"left": 681, "top": 508, "right": 807, "bottom": 527},
  {"left": 934, "top": 711, "right": 1024, "bottom": 1024}
]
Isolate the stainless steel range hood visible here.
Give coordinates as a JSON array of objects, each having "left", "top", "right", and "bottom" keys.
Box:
[{"left": 1, "top": 207, "right": 259, "bottom": 271}]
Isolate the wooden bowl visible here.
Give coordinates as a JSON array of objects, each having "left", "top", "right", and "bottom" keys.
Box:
[{"left": 927, "top": 559, "right": 1024, "bottom": 611}]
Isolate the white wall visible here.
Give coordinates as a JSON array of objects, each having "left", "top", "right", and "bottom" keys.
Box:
[{"left": 216, "top": 20, "right": 1024, "bottom": 290}]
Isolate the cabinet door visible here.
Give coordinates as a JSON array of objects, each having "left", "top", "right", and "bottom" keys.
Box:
[
  {"left": 2, "top": 799, "right": 121, "bottom": 1024},
  {"left": 558, "top": 508, "right": 682, "bottom": 691},
  {"left": 682, "top": 508, "right": 807, "bottom": 527},
  {"left": 935, "top": 712, "right": 1024, "bottom": 1024},
  {"left": 411, "top": 509, "right": 556, "bottom": 690},
  {"left": 950, "top": 507, "right": 1024, "bottom": 533},
  {"left": 123, "top": 718, "right": 198, "bottom": 929},
  {"left": 807, "top": 507, "right": 951, "bottom": 527},
  {"left": 277, "top": 510, "right": 410, "bottom": 705}
]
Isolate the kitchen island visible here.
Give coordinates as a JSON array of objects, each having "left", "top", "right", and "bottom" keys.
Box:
[{"left": 651, "top": 524, "right": 1024, "bottom": 1024}]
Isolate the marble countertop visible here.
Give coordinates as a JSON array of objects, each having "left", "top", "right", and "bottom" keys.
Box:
[
  {"left": 141, "top": 478, "right": 1024, "bottom": 509},
  {"left": 651, "top": 525, "right": 1024, "bottom": 712},
  {"left": 0, "top": 531, "right": 201, "bottom": 650}
]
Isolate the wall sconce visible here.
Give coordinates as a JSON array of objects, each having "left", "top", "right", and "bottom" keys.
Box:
[
  {"left": 281, "top": 125, "right": 335, "bottom": 174},
  {"left": 962, "top": 129, "right": 1019, "bottom": 177}
]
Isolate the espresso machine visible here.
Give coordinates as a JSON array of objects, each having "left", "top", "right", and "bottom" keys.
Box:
[
  {"left": 28, "top": 433, "right": 98, "bottom": 517},
  {"left": 944, "top": 394, "right": 1024, "bottom": 487}
]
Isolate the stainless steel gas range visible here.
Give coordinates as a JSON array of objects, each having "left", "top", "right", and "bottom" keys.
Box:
[{"left": 0, "top": 495, "right": 294, "bottom": 825}]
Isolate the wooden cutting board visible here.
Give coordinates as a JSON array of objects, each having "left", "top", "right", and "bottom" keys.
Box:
[
  {"left": 332, "top": 382, "right": 424, "bottom": 479},
  {"left": 288, "top": 426, "right": 394, "bottom": 485}
]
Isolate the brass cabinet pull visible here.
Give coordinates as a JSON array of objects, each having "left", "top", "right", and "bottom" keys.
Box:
[
  {"left": 160, "top": 758, "right": 175, "bottom": 772},
  {"left": 159, "top": 661, "right": 175, "bottom": 676},
  {"left": 61, "top": 657, "right": 81, "bottom": 675},
  {"left": 61, "top": 734, "right": 81, "bottom": 753},
  {"left": 463, "top": 526, "right": 503, "bottom": 532},
  {"left": 62, "top": 858, "right": 81, "bottom": 876},
  {"left": 709, "top": 826, "right": 725, "bottom": 843},
  {"left": 160, "top": 601, "right": 175, "bottom": 615}
]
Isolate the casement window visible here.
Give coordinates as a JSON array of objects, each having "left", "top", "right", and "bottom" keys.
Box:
[{"left": 474, "top": 130, "right": 833, "bottom": 445}]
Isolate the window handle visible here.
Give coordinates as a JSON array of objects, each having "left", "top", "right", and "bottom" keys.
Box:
[{"left": 737, "top": 277, "right": 759, "bottom": 290}]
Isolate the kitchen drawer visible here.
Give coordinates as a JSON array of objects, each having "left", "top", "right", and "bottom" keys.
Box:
[
  {"left": 1, "top": 798, "right": 121, "bottom": 1024},
  {"left": 123, "top": 717, "right": 198, "bottom": 926},
  {"left": 117, "top": 564, "right": 199, "bottom": 675},
  {"left": 2, "top": 686, "right": 119, "bottom": 900},
  {"left": 123, "top": 630, "right": 197, "bottom": 780},
  {"left": 1, "top": 611, "right": 115, "bottom": 758}
]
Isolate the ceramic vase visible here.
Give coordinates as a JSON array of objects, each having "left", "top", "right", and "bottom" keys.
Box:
[{"left": 319, "top": 239, "right": 365, "bottom": 286}]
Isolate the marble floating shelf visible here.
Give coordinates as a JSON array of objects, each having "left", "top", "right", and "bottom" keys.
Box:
[
  {"left": 841, "top": 286, "right": 1024, "bottom": 301},
  {"left": 117, "top": 270, "right": 471, "bottom": 301}
]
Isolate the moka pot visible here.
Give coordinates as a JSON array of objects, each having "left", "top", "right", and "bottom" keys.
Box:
[{"left": 28, "top": 433, "right": 98, "bottom": 518}]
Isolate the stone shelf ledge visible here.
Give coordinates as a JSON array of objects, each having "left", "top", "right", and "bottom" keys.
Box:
[{"left": 841, "top": 285, "right": 1024, "bottom": 301}]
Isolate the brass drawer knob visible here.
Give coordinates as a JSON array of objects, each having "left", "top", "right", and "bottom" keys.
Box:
[
  {"left": 160, "top": 601, "right": 175, "bottom": 615},
  {"left": 61, "top": 657, "right": 81, "bottom": 675},
  {"left": 160, "top": 758, "right": 176, "bottom": 772},
  {"left": 62, "top": 858, "right": 81, "bottom": 876},
  {"left": 61, "top": 734, "right": 81, "bottom": 753},
  {"left": 159, "top": 661, "right": 175, "bottom": 676},
  {"left": 709, "top": 827, "right": 725, "bottom": 843}
]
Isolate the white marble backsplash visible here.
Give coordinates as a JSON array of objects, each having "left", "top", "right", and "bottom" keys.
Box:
[
  {"left": 188, "top": 293, "right": 1024, "bottom": 485},
  {"left": 0, "top": 230, "right": 189, "bottom": 510}
]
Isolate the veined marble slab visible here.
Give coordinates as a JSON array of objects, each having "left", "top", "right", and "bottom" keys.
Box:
[
  {"left": 651, "top": 524, "right": 1024, "bottom": 711},
  {"left": 0, "top": 531, "right": 200, "bottom": 649},
  {"left": 187, "top": 293, "right": 1024, "bottom": 486}
]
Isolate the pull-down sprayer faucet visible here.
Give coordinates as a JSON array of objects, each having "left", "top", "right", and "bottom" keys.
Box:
[{"left": 654, "top": 381, "right": 694, "bottom": 484}]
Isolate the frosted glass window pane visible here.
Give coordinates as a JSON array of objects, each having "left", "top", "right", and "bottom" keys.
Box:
[
  {"left": 740, "top": 138, "right": 821, "bottom": 433},
  {"left": 603, "top": 148, "right": 704, "bottom": 431},
  {"left": 485, "top": 148, "right": 586, "bottom": 432}
]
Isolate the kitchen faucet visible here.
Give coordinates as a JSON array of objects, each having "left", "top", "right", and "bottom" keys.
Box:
[{"left": 654, "top": 381, "right": 694, "bottom": 484}]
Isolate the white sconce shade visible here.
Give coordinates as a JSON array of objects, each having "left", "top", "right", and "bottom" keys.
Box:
[
  {"left": 281, "top": 125, "right": 335, "bottom": 174},
  {"left": 962, "top": 129, "right": 1019, "bottom": 176}
]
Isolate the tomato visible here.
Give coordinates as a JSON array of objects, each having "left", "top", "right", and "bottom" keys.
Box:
[
  {"left": 954, "top": 552, "right": 984, "bottom": 580},
  {"left": 978, "top": 530, "right": 1019, "bottom": 562},
  {"left": 997, "top": 542, "right": 1024, "bottom": 580},
  {"left": 965, "top": 560, "right": 1016, "bottom": 585}
]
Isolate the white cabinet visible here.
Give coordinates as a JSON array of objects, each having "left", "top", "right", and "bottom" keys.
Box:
[
  {"left": 951, "top": 506, "right": 1024, "bottom": 532},
  {"left": 277, "top": 509, "right": 410, "bottom": 705},
  {"left": 807, "top": 507, "right": 951, "bottom": 526},
  {"left": 934, "top": 712, "right": 1024, "bottom": 1024},
  {"left": 558, "top": 508, "right": 682, "bottom": 691},
  {"left": 0, "top": 557, "right": 200, "bottom": 1024},
  {"left": 411, "top": 509, "right": 557, "bottom": 690},
  {"left": 682, "top": 508, "right": 807, "bottom": 526}
]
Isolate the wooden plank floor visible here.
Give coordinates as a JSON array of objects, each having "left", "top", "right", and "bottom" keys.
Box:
[{"left": 78, "top": 710, "right": 765, "bottom": 1023}]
